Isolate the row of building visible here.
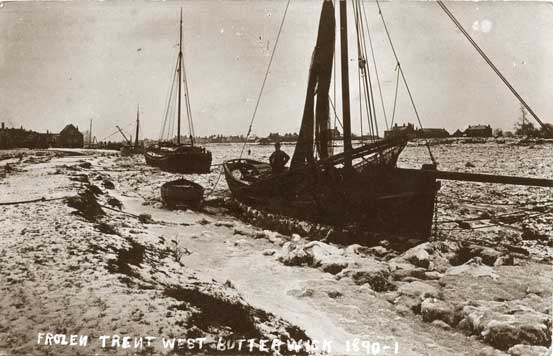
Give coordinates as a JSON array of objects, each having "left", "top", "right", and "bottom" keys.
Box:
[
  {"left": 0, "top": 122, "right": 84, "bottom": 149},
  {"left": 384, "top": 123, "right": 493, "bottom": 139}
]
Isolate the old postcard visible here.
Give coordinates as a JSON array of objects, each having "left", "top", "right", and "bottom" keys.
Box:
[{"left": 0, "top": 1, "right": 552, "bottom": 355}]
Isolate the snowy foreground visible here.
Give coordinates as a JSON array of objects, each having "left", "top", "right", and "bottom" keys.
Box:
[{"left": 0, "top": 142, "right": 551, "bottom": 356}]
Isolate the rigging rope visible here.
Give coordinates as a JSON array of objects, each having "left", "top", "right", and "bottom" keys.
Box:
[
  {"left": 436, "top": 1, "right": 550, "bottom": 135},
  {"left": 354, "top": 0, "right": 378, "bottom": 140},
  {"left": 375, "top": 0, "right": 436, "bottom": 165},
  {"left": 160, "top": 55, "right": 180, "bottom": 141},
  {"left": 239, "top": 0, "right": 292, "bottom": 159},
  {"left": 207, "top": 0, "right": 292, "bottom": 199},
  {"left": 99, "top": 122, "right": 135, "bottom": 143},
  {"left": 329, "top": 98, "right": 344, "bottom": 130},
  {"left": 360, "top": 0, "right": 389, "bottom": 131},
  {"left": 352, "top": 0, "right": 376, "bottom": 142},
  {"left": 181, "top": 52, "right": 196, "bottom": 143},
  {"left": 353, "top": 1, "right": 366, "bottom": 143},
  {"left": 390, "top": 64, "right": 400, "bottom": 127},
  {"left": 355, "top": 0, "right": 380, "bottom": 138}
]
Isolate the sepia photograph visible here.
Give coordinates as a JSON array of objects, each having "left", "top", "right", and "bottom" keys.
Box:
[{"left": 0, "top": 0, "right": 552, "bottom": 355}]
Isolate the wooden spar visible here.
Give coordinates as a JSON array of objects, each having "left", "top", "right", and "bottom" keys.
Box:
[
  {"left": 177, "top": 9, "right": 183, "bottom": 145},
  {"left": 397, "top": 168, "right": 553, "bottom": 188},
  {"left": 339, "top": 0, "right": 353, "bottom": 169},
  {"left": 135, "top": 104, "right": 140, "bottom": 148},
  {"left": 115, "top": 125, "right": 131, "bottom": 145}
]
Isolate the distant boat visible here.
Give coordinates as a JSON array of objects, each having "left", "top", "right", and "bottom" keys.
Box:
[{"left": 144, "top": 9, "right": 212, "bottom": 174}]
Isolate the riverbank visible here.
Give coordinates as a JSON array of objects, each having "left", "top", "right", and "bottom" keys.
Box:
[{"left": 0, "top": 145, "right": 551, "bottom": 355}]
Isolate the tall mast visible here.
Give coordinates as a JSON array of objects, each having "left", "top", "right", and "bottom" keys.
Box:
[
  {"left": 135, "top": 104, "right": 140, "bottom": 148},
  {"left": 177, "top": 8, "right": 183, "bottom": 145},
  {"left": 339, "top": 0, "right": 352, "bottom": 169}
]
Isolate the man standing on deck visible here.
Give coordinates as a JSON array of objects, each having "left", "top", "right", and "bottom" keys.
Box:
[{"left": 269, "top": 141, "right": 289, "bottom": 174}]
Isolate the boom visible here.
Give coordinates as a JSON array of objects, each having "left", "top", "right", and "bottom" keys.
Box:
[
  {"left": 115, "top": 125, "right": 132, "bottom": 145},
  {"left": 398, "top": 168, "right": 553, "bottom": 188}
]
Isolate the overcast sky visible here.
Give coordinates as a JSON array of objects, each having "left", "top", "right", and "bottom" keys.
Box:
[{"left": 1, "top": 0, "right": 552, "bottom": 140}]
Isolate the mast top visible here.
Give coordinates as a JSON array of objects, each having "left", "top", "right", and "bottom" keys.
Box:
[
  {"left": 179, "top": 8, "right": 183, "bottom": 54},
  {"left": 177, "top": 8, "right": 183, "bottom": 144}
]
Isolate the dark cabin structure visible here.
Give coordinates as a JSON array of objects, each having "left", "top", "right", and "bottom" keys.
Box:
[
  {"left": 58, "top": 124, "right": 84, "bottom": 148},
  {"left": 465, "top": 124, "right": 492, "bottom": 137}
]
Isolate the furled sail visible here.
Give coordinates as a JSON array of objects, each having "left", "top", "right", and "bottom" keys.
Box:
[{"left": 291, "top": 0, "right": 335, "bottom": 168}]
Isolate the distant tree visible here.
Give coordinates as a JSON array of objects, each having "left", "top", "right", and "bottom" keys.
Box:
[
  {"left": 503, "top": 131, "right": 514, "bottom": 138},
  {"left": 514, "top": 105, "right": 538, "bottom": 137},
  {"left": 493, "top": 128, "right": 503, "bottom": 137},
  {"left": 539, "top": 123, "right": 553, "bottom": 138}
]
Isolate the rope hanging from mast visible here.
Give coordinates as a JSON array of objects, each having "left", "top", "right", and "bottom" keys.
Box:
[
  {"left": 390, "top": 64, "right": 400, "bottom": 127},
  {"left": 353, "top": 1, "right": 367, "bottom": 142},
  {"left": 436, "top": 1, "right": 550, "bottom": 134},
  {"left": 160, "top": 53, "right": 180, "bottom": 142},
  {"left": 354, "top": 0, "right": 379, "bottom": 139},
  {"left": 181, "top": 56, "right": 196, "bottom": 144},
  {"left": 238, "top": 0, "right": 292, "bottom": 158},
  {"left": 360, "top": 0, "right": 389, "bottom": 131},
  {"left": 352, "top": 0, "right": 378, "bottom": 142}
]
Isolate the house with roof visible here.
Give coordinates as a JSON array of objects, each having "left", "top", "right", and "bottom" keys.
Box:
[
  {"left": 384, "top": 123, "right": 415, "bottom": 139},
  {"left": 465, "top": 124, "right": 492, "bottom": 137},
  {"left": 57, "top": 124, "right": 84, "bottom": 148},
  {"left": 415, "top": 128, "right": 450, "bottom": 139},
  {"left": 451, "top": 129, "right": 464, "bottom": 137}
]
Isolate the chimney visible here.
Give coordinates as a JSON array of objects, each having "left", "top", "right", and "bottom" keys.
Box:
[{"left": 1, "top": 122, "right": 4, "bottom": 130}]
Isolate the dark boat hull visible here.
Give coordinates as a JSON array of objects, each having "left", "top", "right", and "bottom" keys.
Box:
[
  {"left": 161, "top": 178, "right": 204, "bottom": 209},
  {"left": 120, "top": 146, "right": 143, "bottom": 157},
  {"left": 223, "top": 158, "right": 440, "bottom": 241},
  {"left": 144, "top": 145, "right": 212, "bottom": 174}
]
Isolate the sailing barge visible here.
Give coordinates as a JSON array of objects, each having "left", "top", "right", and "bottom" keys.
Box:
[
  {"left": 224, "top": 0, "right": 553, "bottom": 241},
  {"left": 144, "top": 9, "right": 212, "bottom": 174}
]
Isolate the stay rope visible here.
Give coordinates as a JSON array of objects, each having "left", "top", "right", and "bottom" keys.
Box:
[
  {"left": 375, "top": 0, "right": 436, "bottom": 166},
  {"left": 99, "top": 121, "right": 135, "bottom": 143},
  {"left": 160, "top": 55, "right": 180, "bottom": 141},
  {"left": 238, "top": 0, "right": 291, "bottom": 159},
  {"left": 390, "top": 64, "right": 400, "bottom": 127},
  {"left": 360, "top": 0, "right": 389, "bottom": 131},
  {"left": 206, "top": 0, "right": 291, "bottom": 199},
  {"left": 437, "top": 1, "right": 550, "bottom": 135},
  {"left": 353, "top": 0, "right": 378, "bottom": 141}
]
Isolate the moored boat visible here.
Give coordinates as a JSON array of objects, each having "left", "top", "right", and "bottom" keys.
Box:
[
  {"left": 161, "top": 178, "right": 204, "bottom": 209},
  {"left": 144, "top": 9, "right": 212, "bottom": 174},
  {"left": 145, "top": 145, "right": 211, "bottom": 174},
  {"left": 223, "top": 0, "right": 553, "bottom": 243}
]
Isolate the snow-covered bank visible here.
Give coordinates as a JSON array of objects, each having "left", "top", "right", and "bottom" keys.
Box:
[{"left": 1, "top": 144, "right": 552, "bottom": 356}]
